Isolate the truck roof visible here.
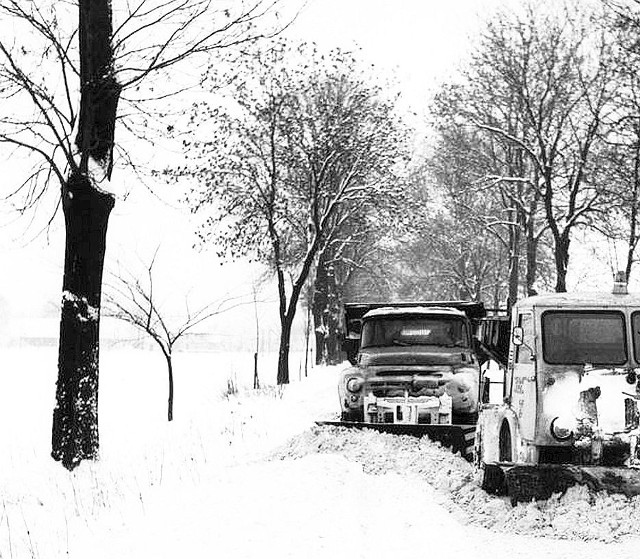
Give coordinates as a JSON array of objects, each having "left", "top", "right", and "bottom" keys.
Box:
[
  {"left": 344, "top": 301, "right": 486, "bottom": 321},
  {"left": 515, "top": 291, "right": 640, "bottom": 310},
  {"left": 363, "top": 306, "right": 467, "bottom": 319}
]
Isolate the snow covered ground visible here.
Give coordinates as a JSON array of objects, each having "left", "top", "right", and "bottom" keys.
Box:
[{"left": 1, "top": 346, "right": 640, "bottom": 558}]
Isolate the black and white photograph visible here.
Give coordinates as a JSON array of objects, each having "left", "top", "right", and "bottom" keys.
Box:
[{"left": 1, "top": 0, "right": 640, "bottom": 557}]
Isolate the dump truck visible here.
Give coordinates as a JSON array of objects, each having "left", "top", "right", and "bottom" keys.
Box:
[
  {"left": 475, "top": 275, "right": 640, "bottom": 502},
  {"left": 318, "top": 301, "right": 487, "bottom": 459}
]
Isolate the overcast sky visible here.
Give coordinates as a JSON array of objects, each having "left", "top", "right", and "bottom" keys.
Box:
[{"left": 286, "top": 0, "right": 511, "bottom": 105}]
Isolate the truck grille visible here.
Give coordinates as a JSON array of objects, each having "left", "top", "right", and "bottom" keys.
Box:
[{"left": 365, "top": 378, "right": 445, "bottom": 398}]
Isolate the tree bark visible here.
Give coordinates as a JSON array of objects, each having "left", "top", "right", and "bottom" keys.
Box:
[
  {"left": 52, "top": 173, "right": 114, "bottom": 469},
  {"left": 554, "top": 234, "right": 571, "bottom": 293},
  {"left": 625, "top": 141, "right": 640, "bottom": 281},
  {"left": 165, "top": 352, "right": 174, "bottom": 422},
  {"left": 526, "top": 233, "right": 539, "bottom": 297},
  {"left": 277, "top": 318, "right": 293, "bottom": 385},
  {"left": 52, "top": 0, "right": 120, "bottom": 469},
  {"left": 312, "top": 255, "right": 343, "bottom": 365},
  {"left": 312, "top": 260, "right": 328, "bottom": 365},
  {"left": 277, "top": 264, "right": 318, "bottom": 384},
  {"left": 507, "top": 209, "right": 521, "bottom": 305}
]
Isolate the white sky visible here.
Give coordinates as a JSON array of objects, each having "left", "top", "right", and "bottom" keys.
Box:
[{"left": 286, "top": 0, "right": 511, "bottom": 107}]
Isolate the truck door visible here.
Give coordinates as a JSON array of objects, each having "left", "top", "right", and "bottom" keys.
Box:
[{"left": 510, "top": 312, "right": 537, "bottom": 440}]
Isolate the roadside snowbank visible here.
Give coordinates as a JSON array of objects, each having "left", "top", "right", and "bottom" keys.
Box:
[{"left": 275, "top": 425, "right": 640, "bottom": 543}]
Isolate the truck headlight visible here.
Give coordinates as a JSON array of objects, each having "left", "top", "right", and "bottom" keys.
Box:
[
  {"left": 550, "top": 416, "right": 573, "bottom": 441},
  {"left": 346, "top": 377, "right": 363, "bottom": 393}
]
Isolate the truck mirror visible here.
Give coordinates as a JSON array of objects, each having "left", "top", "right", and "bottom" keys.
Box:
[
  {"left": 512, "top": 326, "right": 524, "bottom": 346},
  {"left": 341, "top": 337, "right": 359, "bottom": 365}
]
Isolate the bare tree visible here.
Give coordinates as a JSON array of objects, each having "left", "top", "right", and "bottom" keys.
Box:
[
  {"left": 180, "top": 40, "right": 407, "bottom": 384},
  {"left": 0, "top": 0, "right": 281, "bottom": 469},
  {"left": 105, "top": 250, "right": 250, "bottom": 422},
  {"left": 471, "top": 1, "right": 618, "bottom": 292},
  {"left": 425, "top": 78, "right": 550, "bottom": 300},
  {"left": 310, "top": 193, "right": 402, "bottom": 364},
  {"left": 594, "top": 1, "right": 640, "bottom": 282}
]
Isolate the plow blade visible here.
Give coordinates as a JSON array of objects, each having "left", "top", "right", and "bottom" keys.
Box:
[
  {"left": 315, "top": 421, "right": 476, "bottom": 461},
  {"left": 486, "top": 463, "right": 640, "bottom": 503}
]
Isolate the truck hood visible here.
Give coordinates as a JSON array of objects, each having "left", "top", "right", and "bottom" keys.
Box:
[{"left": 358, "top": 346, "right": 474, "bottom": 367}]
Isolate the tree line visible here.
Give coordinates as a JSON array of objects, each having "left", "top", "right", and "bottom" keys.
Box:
[
  {"left": 175, "top": 1, "right": 640, "bottom": 377},
  {"left": 411, "top": 0, "right": 640, "bottom": 302}
]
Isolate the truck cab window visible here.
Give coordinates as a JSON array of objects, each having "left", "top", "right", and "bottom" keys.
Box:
[
  {"left": 360, "top": 316, "right": 469, "bottom": 348},
  {"left": 516, "top": 313, "right": 534, "bottom": 364},
  {"left": 542, "top": 311, "right": 627, "bottom": 365},
  {"left": 632, "top": 312, "right": 640, "bottom": 363}
]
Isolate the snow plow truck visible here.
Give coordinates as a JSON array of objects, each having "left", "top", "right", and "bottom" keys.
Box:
[
  {"left": 318, "top": 301, "right": 488, "bottom": 460},
  {"left": 320, "top": 278, "right": 640, "bottom": 502},
  {"left": 475, "top": 274, "right": 640, "bottom": 502}
]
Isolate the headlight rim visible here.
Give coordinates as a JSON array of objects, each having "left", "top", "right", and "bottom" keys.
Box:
[
  {"left": 346, "top": 377, "right": 363, "bottom": 393},
  {"left": 550, "top": 416, "right": 574, "bottom": 441}
]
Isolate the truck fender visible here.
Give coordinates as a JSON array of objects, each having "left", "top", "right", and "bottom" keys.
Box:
[{"left": 476, "top": 405, "right": 518, "bottom": 464}]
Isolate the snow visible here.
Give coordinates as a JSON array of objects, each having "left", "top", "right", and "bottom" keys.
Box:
[
  {"left": 61, "top": 290, "right": 100, "bottom": 322},
  {"left": 1, "top": 346, "right": 640, "bottom": 558}
]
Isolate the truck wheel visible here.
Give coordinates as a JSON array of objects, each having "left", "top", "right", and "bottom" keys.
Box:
[
  {"left": 499, "top": 421, "right": 512, "bottom": 462},
  {"left": 479, "top": 462, "right": 508, "bottom": 495}
]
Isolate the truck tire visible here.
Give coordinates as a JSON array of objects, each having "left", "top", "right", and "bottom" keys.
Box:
[
  {"left": 479, "top": 462, "right": 508, "bottom": 495},
  {"left": 474, "top": 423, "right": 507, "bottom": 495},
  {"left": 499, "top": 421, "right": 512, "bottom": 462}
]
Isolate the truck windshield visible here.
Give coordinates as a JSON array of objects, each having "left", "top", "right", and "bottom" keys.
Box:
[
  {"left": 542, "top": 311, "right": 627, "bottom": 365},
  {"left": 360, "top": 316, "right": 469, "bottom": 348}
]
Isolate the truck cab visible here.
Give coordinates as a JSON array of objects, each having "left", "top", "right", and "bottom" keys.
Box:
[
  {"left": 476, "top": 283, "right": 640, "bottom": 500},
  {"left": 338, "top": 302, "right": 484, "bottom": 426}
]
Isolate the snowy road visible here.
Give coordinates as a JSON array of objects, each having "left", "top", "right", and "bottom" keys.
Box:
[
  {"left": 3, "top": 350, "right": 640, "bottom": 558},
  {"left": 88, "top": 431, "right": 640, "bottom": 559}
]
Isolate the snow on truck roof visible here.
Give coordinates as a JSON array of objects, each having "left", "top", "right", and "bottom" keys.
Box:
[
  {"left": 516, "top": 291, "right": 640, "bottom": 309},
  {"left": 362, "top": 306, "right": 467, "bottom": 319}
]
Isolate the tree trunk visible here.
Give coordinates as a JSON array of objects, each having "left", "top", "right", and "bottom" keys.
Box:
[
  {"left": 52, "top": 173, "right": 114, "bottom": 470},
  {"left": 312, "top": 257, "right": 344, "bottom": 365},
  {"left": 312, "top": 259, "right": 328, "bottom": 365},
  {"left": 52, "top": 0, "right": 120, "bottom": 469},
  {"left": 324, "top": 264, "right": 342, "bottom": 365},
  {"left": 166, "top": 352, "right": 174, "bottom": 422},
  {"left": 277, "top": 318, "right": 293, "bottom": 384},
  {"left": 253, "top": 352, "right": 260, "bottom": 389},
  {"left": 314, "top": 327, "right": 325, "bottom": 366},
  {"left": 625, "top": 141, "right": 640, "bottom": 282},
  {"left": 526, "top": 228, "right": 539, "bottom": 297},
  {"left": 507, "top": 212, "right": 521, "bottom": 305},
  {"left": 304, "top": 302, "right": 311, "bottom": 377},
  {"left": 325, "top": 322, "right": 341, "bottom": 365},
  {"left": 554, "top": 234, "right": 570, "bottom": 293}
]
